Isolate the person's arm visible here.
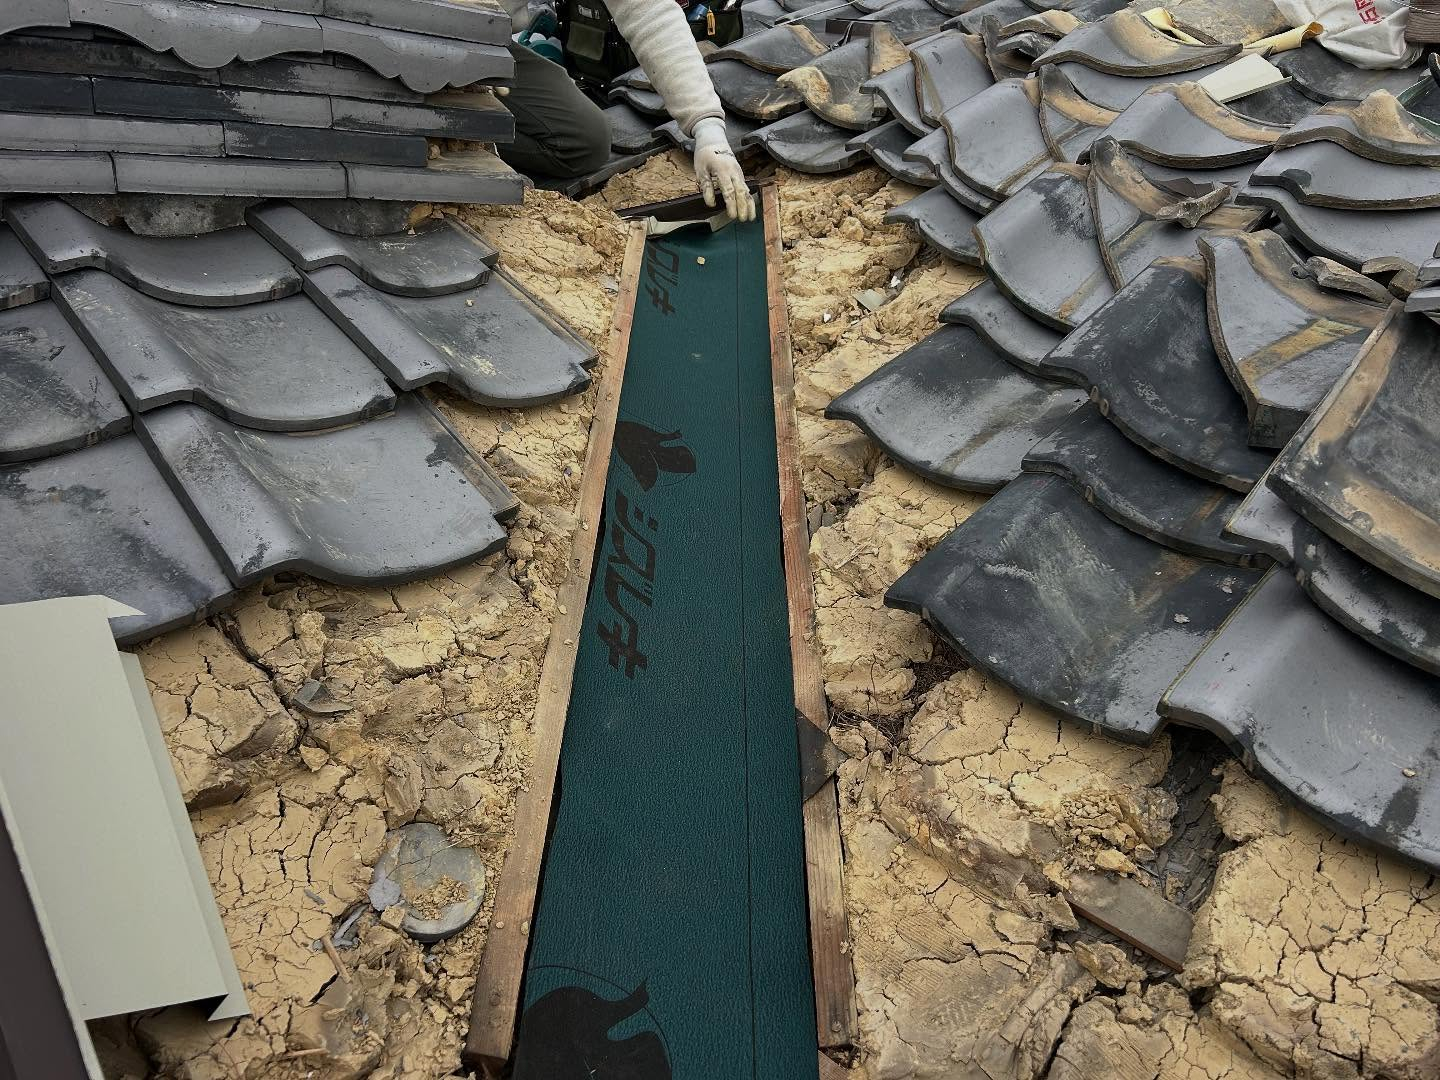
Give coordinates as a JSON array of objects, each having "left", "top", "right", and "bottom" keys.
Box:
[{"left": 606, "top": 0, "right": 754, "bottom": 220}]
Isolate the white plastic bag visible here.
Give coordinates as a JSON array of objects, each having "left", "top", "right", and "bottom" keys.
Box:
[{"left": 1273, "top": 0, "right": 1420, "bottom": 67}]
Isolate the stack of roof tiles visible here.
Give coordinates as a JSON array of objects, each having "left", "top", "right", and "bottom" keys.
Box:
[
  {"left": 601, "top": 1, "right": 1440, "bottom": 873},
  {"left": 0, "top": 195, "right": 597, "bottom": 644},
  {"left": 0, "top": 0, "right": 524, "bottom": 203}
]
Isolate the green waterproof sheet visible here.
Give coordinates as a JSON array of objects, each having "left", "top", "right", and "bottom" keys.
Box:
[{"left": 513, "top": 213, "right": 817, "bottom": 1079}]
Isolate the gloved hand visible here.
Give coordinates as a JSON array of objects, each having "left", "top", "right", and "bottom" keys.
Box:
[{"left": 692, "top": 117, "right": 755, "bottom": 222}]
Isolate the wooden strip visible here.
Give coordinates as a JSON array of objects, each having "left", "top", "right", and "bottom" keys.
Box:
[
  {"left": 818, "top": 1051, "right": 852, "bottom": 1080},
  {"left": 1066, "top": 870, "right": 1194, "bottom": 972},
  {"left": 462, "top": 221, "right": 649, "bottom": 1076},
  {"left": 762, "top": 181, "right": 859, "bottom": 1048}
]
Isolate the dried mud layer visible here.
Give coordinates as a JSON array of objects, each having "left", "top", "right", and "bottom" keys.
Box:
[{"left": 91, "top": 154, "right": 1439, "bottom": 1080}]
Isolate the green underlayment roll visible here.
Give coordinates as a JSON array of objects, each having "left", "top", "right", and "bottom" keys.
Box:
[{"left": 513, "top": 213, "right": 818, "bottom": 1079}]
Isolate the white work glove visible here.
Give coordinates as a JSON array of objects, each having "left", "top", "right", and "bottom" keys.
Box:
[{"left": 692, "top": 117, "right": 755, "bottom": 223}]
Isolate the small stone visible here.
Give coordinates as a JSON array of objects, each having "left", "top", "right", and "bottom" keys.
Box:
[
  {"left": 298, "top": 744, "right": 329, "bottom": 772},
  {"left": 380, "top": 904, "right": 407, "bottom": 931}
]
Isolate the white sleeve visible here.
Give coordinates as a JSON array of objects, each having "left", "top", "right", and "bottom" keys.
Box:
[{"left": 606, "top": 0, "right": 728, "bottom": 134}]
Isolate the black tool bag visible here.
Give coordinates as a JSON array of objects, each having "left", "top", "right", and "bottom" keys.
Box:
[{"left": 560, "top": 0, "right": 744, "bottom": 87}]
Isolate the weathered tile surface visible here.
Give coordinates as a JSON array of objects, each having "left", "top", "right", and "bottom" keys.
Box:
[
  {"left": 314, "top": 16, "right": 512, "bottom": 92},
  {"left": 910, "top": 30, "right": 991, "bottom": 126},
  {"left": 974, "top": 164, "right": 1114, "bottom": 330},
  {"left": 708, "top": 23, "right": 833, "bottom": 73},
  {"left": 605, "top": 101, "right": 666, "bottom": 155},
  {"left": 305, "top": 265, "right": 595, "bottom": 407},
  {"left": 1236, "top": 185, "right": 1440, "bottom": 273},
  {"left": 861, "top": 61, "right": 929, "bottom": 137},
  {"left": 221, "top": 120, "right": 429, "bottom": 166},
  {"left": 52, "top": 268, "right": 396, "bottom": 430},
  {"left": 0, "top": 299, "right": 130, "bottom": 463},
  {"left": 941, "top": 77, "right": 1052, "bottom": 199},
  {"left": 7, "top": 197, "right": 301, "bottom": 306},
  {"left": 114, "top": 153, "right": 349, "bottom": 198},
  {"left": 1023, "top": 403, "right": 1264, "bottom": 565},
  {"left": 0, "top": 225, "right": 49, "bottom": 309},
  {"left": 1160, "top": 568, "right": 1440, "bottom": 873},
  {"left": 1249, "top": 140, "right": 1440, "bottom": 210},
  {"left": 902, "top": 126, "right": 996, "bottom": 212},
  {"left": 1199, "top": 228, "right": 1388, "bottom": 447},
  {"left": 0, "top": 111, "right": 223, "bottom": 156},
  {"left": 1275, "top": 90, "right": 1440, "bottom": 164},
  {"left": 1101, "top": 82, "right": 1287, "bottom": 167},
  {"left": 248, "top": 202, "right": 497, "bottom": 295},
  {"left": 884, "top": 184, "right": 983, "bottom": 264},
  {"left": 1035, "top": 10, "right": 1239, "bottom": 75},
  {"left": 888, "top": 473, "right": 1261, "bottom": 742},
  {"left": 939, "top": 280, "right": 1064, "bottom": 377},
  {"left": 1270, "top": 307, "right": 1440, "bottom": 601},
  {"left": 847, "top": 119, "right": 936, "bottom": 186},
  {"left": 710, "top": 58, "right": 805, "bottom": 121},
  {"left": 1041, "top": 258, "right": 1275, "bottom": 491},
  {"left": 68, "top": 0, "right": 324, "bottom": 69},
  {"left": 826, "top": 324, "right": 1085, "bottom": 490},
  {"left": 0, "top": 433, "right": 237, "bottom": 643},
  {"left": 1273, "top": 41, "right": 1424, "bottom": 104},
  {"left": 344, "top": 147, "right": 525, "bottom": 203},
  {"left": 746, "top": 110, "right": 866, "bottom": 174},
  {"left": 138, "top": 395, "right": 513, "bottom": 586}
]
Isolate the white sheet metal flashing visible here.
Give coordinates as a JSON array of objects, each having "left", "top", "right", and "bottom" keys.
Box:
[{"left": 0, "top": 595, "right": 249, "bottom": 1022}]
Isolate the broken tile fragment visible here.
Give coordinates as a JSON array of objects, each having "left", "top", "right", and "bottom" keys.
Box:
[
  {"left": 1270, "top": 306, "right": 1440, "bottom": 601},
  {"left": 888, "top": 473, "right": 1262, "bottom": 742},
  {"left": 0, "top": 434, "right": 236, "bottom": 643},
  {"left": 52, "top": 268, "right": 395, "bottom": 431},
  {"left": 138, "top": 395, "right": 513, "bottom": 586},
  {"left": 368, "top": 823, "right": 486, "bottom": 943},
  {"left": 1199, "top": 229, "right": 1388, "bottom": 447},
  {"left": 1042, "top": 258, "right": 1275, "bottom": 491},
  {"left": 1023, "top": 404, "right": 1265, "bottom": 566},
  {"left": 304, "top": 265, "right": 595, "bottom": 407},
  {"left": 7, "top": 197, "right": 301, "bottom": 307},
  {"left": 826, "top": 325, "right": 1085, "bottom": 491},
  {"left": 1160, "top": 568, "right": 1440, "bottom": 873},
  {"left": 884, "top": 185, "right": 983, "bottom": 265},
  {"left": 247, "top": 202, "right": 497, "bottom": 296},
  {"left": 0, "top": 299, "right": 130, "bottom": 463},
  {"left": 746, "top": 110, "right": 867, "bottom": 174},
  {"left": 1086, "top": 137, "right": 1263, "bottom": 288}
]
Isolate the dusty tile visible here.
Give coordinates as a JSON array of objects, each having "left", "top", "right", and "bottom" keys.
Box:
[
  {"left": 114, "top": 153, "right": 347, "bottom": 198},
  {"left": 1275, "top": 90, "right": 1440, "bottom": 164},
  {"left": 847, "top": 119, "right": 937, "bottom": 186},
  {"left": 1040, "top": 258, "right": 1276, "bottom": 491},
  {"left": 51, "top": 268, "right": 395, "bottom": 430},
  {"left": 7, "top": 197, "right": 301, "bottom": 306},
  {"left": 973, "top": 164, "right": 1114, "bottom": 330},
  {"left": 1034, "top": 10, "right": 1239, "bottom": 76},
  {"left": 0, "top": 299, "right": 130, "bottom": 463},
  {"left": 247, "top": 201, "right": 497, "bottom": 296},
  {"left": 889, "top": 473, "right": 1262, "bottom": 742},
  {"left": 0, "top": 224, "right": 48, "bottom": 309},
  {"left": 1249, "top": 140, "right": 1440, "bottom": 210},
  {"left": 941, "top": 77, "right": 1052, "bottom": 199},
  {"left": 1023, "top": 403, "right": 1265, "bottom": 566},
  {"left": 314, "top": 15, "right": 512, "bottom": 93},
  {"left": 0, "top": 434, "right": 236, "bottom": 643},
  {"left": 304, "top": 265, "right": 595, "bottom": 407},
  {"left": 1160, "top": 568, "right": 1440, "bottom": 872},
  {"left": 884, "top": 184, "right": 983, "bottom": 264},
  {"left": 138, "top": 395, "right": 512, "bottom": 586},
  {"left": 938, "top": 279, "right": 1064, "bottom": 376},
  {"left": 604, "top": 101, "right": 666, "bottom": 155},
  {"left": 344, "top": 146, "right": 525, "bottom": 203},
  {"left": 902, "top": 126, "right": 996, "bottom": 212},
  {"left": 746, "top": 110, "right": 866, "bottom": 173},
  {"left": 69, "top": 0, "right": 324, "bottom": 69},
  {"left": 1036, "top": 63, "right": 1119, "bottom": 163},
  {"left": 861, "top": 61, "right": 930, "bottom": 137},
  {"left": 909, "top": 29, "right": 992, "bottom": 125},
  {"left": 826, "top": 324, "right": 1085, "bottom": 491},
  {"left": 1235, "top": 184, "right": 1440, "bottom": 273},
  {"left": 708, "top": 23, "right": 834, "bottom": 73},
  {"left": 1101, "top": 82, "right": 1287, "bottom": 167},
  {"left": 710, "top": 58, "right": 805, "bottom": 120}
]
